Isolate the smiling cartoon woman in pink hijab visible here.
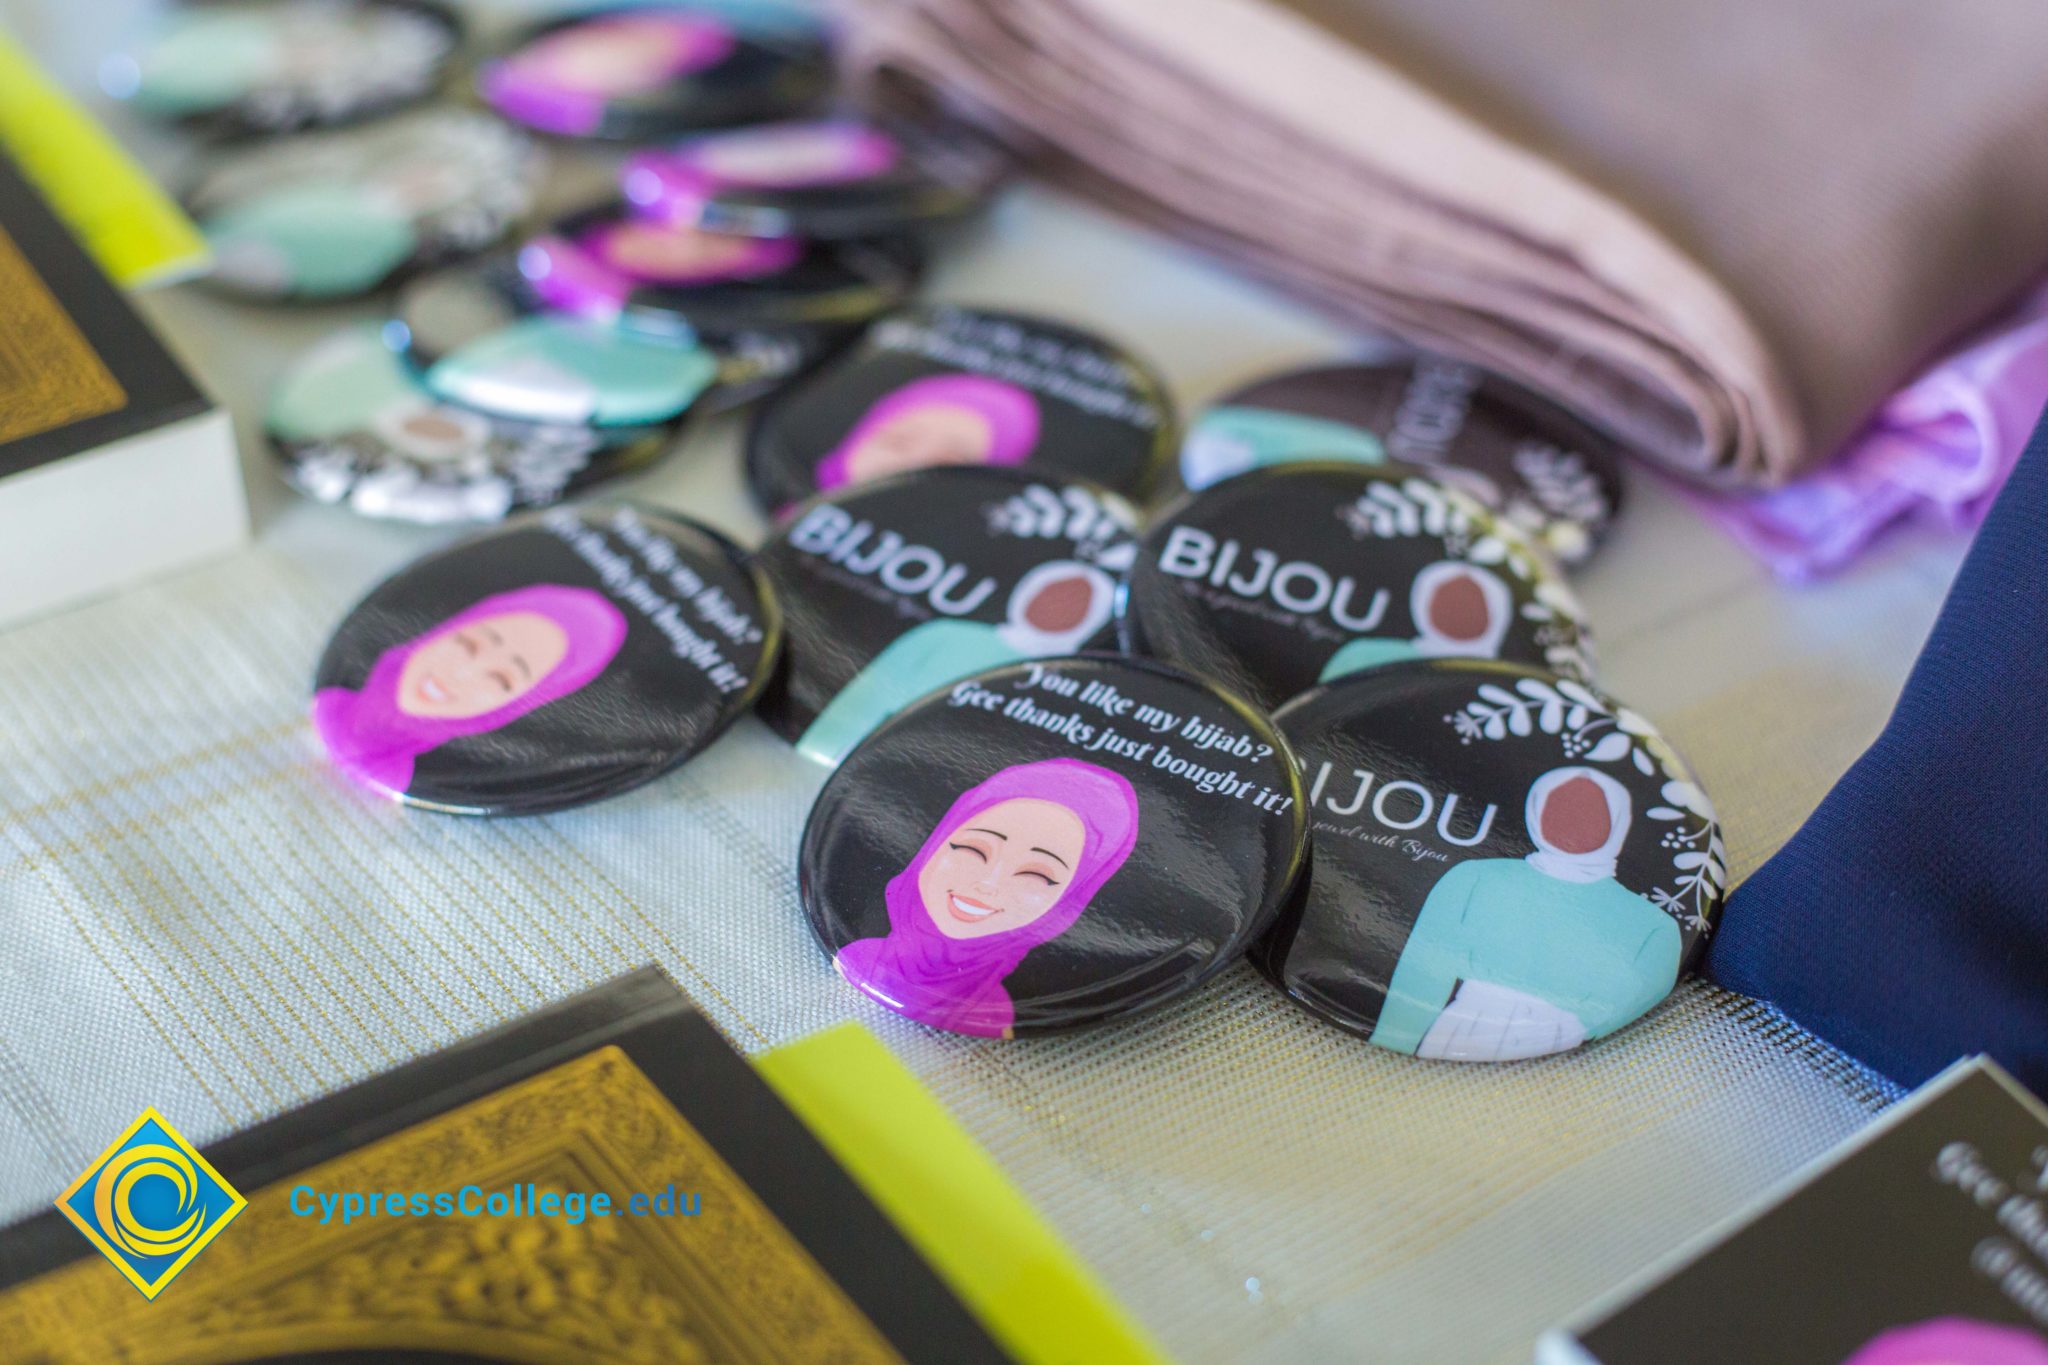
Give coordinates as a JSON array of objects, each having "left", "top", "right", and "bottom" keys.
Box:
[
  {"left": 835, "top": 758, "right": 1140, "bottom": 1037},
  {"left": 313, "top": 584, "right": 628, "bottom": 798},
  {"left": 814, "top": 374, "right": 1042, "bottom": 492}
]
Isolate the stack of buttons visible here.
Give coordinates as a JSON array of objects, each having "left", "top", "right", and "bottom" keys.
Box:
[{"left": 130, "top": 4, "right": 1724, "bottom": 1065}]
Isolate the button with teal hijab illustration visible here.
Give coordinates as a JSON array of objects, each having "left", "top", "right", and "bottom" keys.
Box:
[
  {"left": 395, "top": 259, "right": 722, "bottom": 427},
  {"left": 269, "top": 325, "right": 672, "bottom": 523},
  {"left": 103, "top": 0, "right": 460, "bottom": 137},
  {"left": 801, "top": 655, "right": 1308, "bottom": 1036},
  {"left": 746, "top": 304, "right": 1177, "bottom": 514},
  {"left": 753, "top": 465, "right": 1138, "bottom": 766},
  {"left": 1259, "top": 660, "right": 1723, "bottom": 1061},
  {"left": 1120, "top": 462, "right": 1594, "bottom": 712},
  {"left": 478, "top": 6, "right": 831, "bottom": 141},
  {"left": 622, "top": 116, "right": 1008, "bottom": 240},
  {"left": 189, "top": 110, "right": 541, "bottom": 303},
  {"left": 312, "top": 504, "right": 778, "bottom": 814},
  {"left": 1182, "top": 355, "right": 1627, "bottom": 564}
]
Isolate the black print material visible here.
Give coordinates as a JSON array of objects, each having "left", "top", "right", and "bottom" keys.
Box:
[
  {"left": 311, "top": 504, "right": 778, "bottom": 814},
  {"left": 1121, "top": 461, "right": 1595, "bottom": 711},
  {"left": 801, "top": 655, "right": 1309, "bottom": 1036},
  {"left": 745, "top": 304, "right": 1177, "bottom": 513},
  {"left": 1561, "top": 1062, "right": 2048, "bottom": 1365},
  {"left": 752, "top": 466, "right": 1138, "bottom": 765},
  {"left": 1259, "top": 660, "right": 1724, "bottom": 1061}
]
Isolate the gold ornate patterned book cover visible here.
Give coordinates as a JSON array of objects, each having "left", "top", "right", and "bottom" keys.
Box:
[
  {"left": 0, "top": 150, "right": 207, "bottom": 483},
  {"left": 0, "top": 221, "right": 124, "bottom": 447},
  {"left": 0, "top": 968, "right": 1008, "bottom": 1364}
]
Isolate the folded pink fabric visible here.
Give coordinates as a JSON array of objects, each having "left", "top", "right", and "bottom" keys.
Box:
[
  {"left": 1698, "top": 286, "right": 2048, "bottom": 582},
  {"left": 842, "top": 0, "right": 2048, "bottom": 487}
]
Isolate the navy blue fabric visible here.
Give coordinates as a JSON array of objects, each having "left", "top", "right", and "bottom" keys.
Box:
[{"left": 1705, "top": 415, "right": 2048, "bottom": 1093}]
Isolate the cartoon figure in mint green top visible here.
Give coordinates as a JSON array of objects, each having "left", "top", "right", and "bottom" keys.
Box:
[
  {"left": 1179, "top": 405, "right": 1386, "bottom": 489},
  {"left": 798, "top": 561, "right": 1117, "bottom": 767},
  {"left": 427, "top": 318, "right": 719, "bottom": 427},
  {"left": 207, "top": 151, "right": 483, "bottom": 300},
  {"left": 1370, "top": 766, "right": 1682, "bottom": 1062},
  {"left": 206, "top": 180, "right": 420, "bottom": 298},
  {"left": 1320, "top": 560, "right": 1511, "bottom": 682}
]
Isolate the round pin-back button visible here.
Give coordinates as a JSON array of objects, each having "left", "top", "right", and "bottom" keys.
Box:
[
  {"left": 1258, "top": 660, "right": 1722, "bottom": 1060},
  {"left": 477, "top": 6, "right": 831, "bottom": 141},
  {"left": 621, "top": 116, "right": 1007, "bottom": 240},
  {"left": 104, "top": 0, "right": 461, "bottom": 137},
  {"left": 311, "top": 503, "right": 778, "bottom": 814},
  {"left": 801, "top": 654, "right": 1308, "bottom": 1037},
  {"left": 1120, "top": 462, "right": 1594, "bottom": 712},
  {"left": 753, "top": 466, "right": 1139, "bottom": 766},
  {"left": 1182, "top": 355, "right": 1628, "bottom": 564},
  {"left": 269, "top": 325, "right": 672, "bottom": 523},
  {"left": 394, "top": 258, "right": 723, "bottom": 427},
  {"left": 189, "top": 110, "right": 541, "bottom": 303},
  {"left": 517, "top": 205, "right": 920, "bottom": 341},
  {"left": 746, "top": 304, "right": 1177, "bottom": 514}
]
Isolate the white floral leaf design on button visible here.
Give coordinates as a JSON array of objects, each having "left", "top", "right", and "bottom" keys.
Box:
[{"left": 1445, "top": 677, "right": 1724, "bottom": 930}]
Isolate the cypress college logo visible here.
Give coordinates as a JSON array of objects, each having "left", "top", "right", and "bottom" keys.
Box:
[{"left": 55, "top": 1108, "right": 245, "bottom": 1299}]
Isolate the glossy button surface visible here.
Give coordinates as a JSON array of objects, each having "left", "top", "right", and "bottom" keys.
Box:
[
  {"left": 518, "top": 205, "right": 919, "bottom": 340},
  {"left": 1260, "top": 661, "right": 1723, "bottom": 1060},
  {"left": 801, "top": 654, "right": 1308, "bottom": 1036},
  {"left": 752, "top": 466, "right": 1138, "bottom": 765},
  {"left": 269, "top": 326, "right": 671, "bottom": 523},
  {"left": 746, "top": 304, "right": 1176, "bottom": 513},
  {"left": 622, "top": 117, "right": 1006, "bottom": 239},
  {"left": 477, "top": 6, "right": 831, "bottom": 141},
  {"left": 1183, "top": 355, "right": 1627, "bottom": 564},
  {"left": 1121, "top": 462, "right": 1594, "bottom": 712},
  {"left": 190, "top": 110, "right": 541, "bottom": 302},
  {"left": 396, "top": 258, "right": 723, "bottom": 427},
  {"left": 109, "top": 0, "right": 461, "bottom": 136},
  {"left": 311, "top": 504, "right": 778, "bottom": 813}
]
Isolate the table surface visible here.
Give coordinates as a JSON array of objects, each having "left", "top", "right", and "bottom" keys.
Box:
[{"left": 0, "top": 4, "right": 1969, "bottom": 1361}]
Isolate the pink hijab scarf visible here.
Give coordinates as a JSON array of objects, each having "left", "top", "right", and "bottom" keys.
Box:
[
  {"left": 836, "top": 758, "right": 1140, "bottom": 1037},
  {"left": 312, "top": 584, "right": 628, "bottom": 798},
  {"left": 813, "top": 373, "right": 1042, "bottom": 491},
  {"left": 480, "top": 13, "right": 737, "bottom": 137},
  {"left": 1842, "top": 1319, "right": 2048, "bottom": 1365}
]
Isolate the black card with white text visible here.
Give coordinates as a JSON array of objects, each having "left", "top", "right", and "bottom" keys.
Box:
[{"left": 1541, "top": 1059, "right": 2048, "bottom": 1365}]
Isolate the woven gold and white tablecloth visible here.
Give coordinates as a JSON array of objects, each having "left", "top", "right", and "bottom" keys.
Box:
[{"left": 0, "top": 5, "right": 1968, "bottom": 1360}]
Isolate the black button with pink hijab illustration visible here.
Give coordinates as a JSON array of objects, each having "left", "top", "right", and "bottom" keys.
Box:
[
  {"left": 1259, "top": 660, "right": 1724, "bottom": 1061},
  {"left": 1181, "top": 352, "right": 1627, "bottom": 564},
  {"left": 802, "top": 656, "right": 1307, "bottom": 1037},
  {"left": 311, "top": 504, "right": 778, "bottom": 814},
  {"left": 744, "top": 305, "right": 1177, "bottom": 514},
  {"left": 621, "top": 116, "right": 1008, "bottom": 240},
  {"left": 477, "top": 6, "right": 831, "bottom": 142},
  {"left": 753, "top": 466, "right": 1138, "bottom": 767},
  {"left": 1119, "top": 461, "right": 1594, "bottom": 713},
  {"left": 518, "top": 203, "right": 920, "bottom": 350}
]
